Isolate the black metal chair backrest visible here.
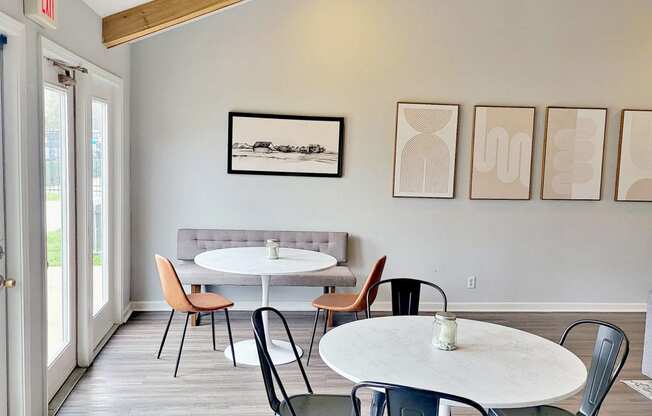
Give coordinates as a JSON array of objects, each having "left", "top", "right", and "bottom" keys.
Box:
[
  {"left": 559, "top": 319, "right": 629, "bottom": 416},
  {"left": 251, "top": 307, "right": 312, "bottom": 416},
  {"left": 366, "top": 278, "right": 448, "bottom": 318},
  {"left": 352, "top": 381, "right": 488, "bottom": 416}
]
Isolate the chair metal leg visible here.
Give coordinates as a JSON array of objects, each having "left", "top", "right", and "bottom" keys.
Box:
[
  {"left": 211, "top": 312, "right": 216, "bottom": 351},
  {"left": 174, "top": 312, "right": 190, "bottom": 377},
  {"left": 157, "top": 310, "right": 174, "bottom": 359},
  {"left": 322, "top": 308, "right": 329, "bottom": 335},
  {"left": 224, "top": 309, "right": 236, "bottom": 367},
  {"left": 354, "top": 311, "right": 359, "bottom": 321},
  {"left": 307, "top": 308, "right": 321, "bottom": 366}
]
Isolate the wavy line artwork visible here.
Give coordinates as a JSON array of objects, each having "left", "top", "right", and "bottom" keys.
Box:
[
  {"left": 471, "top": 107, "right": 534, "bottom": 199},
  {"left": 393, "top": 103, "right": 458, "bottom": 198},
  {"left": 474, "top": 128, "right": 531, "bottom": 185}
]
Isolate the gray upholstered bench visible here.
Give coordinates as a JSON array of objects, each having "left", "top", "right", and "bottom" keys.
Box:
[{"left": 176, "top": 229, "right": 356, "bottom": 324}]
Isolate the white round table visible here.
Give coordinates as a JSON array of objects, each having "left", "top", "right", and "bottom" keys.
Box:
[
  {"left": 194, "top": 247, "right": 337, "bottom": 366},
  {"left": 319, "top": 316, "right": 587, "bottom": 415}
]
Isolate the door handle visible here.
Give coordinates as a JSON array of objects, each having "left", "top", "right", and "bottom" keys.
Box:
[{"left": 0, "top": 276, "right": 16, "bottom": 289}]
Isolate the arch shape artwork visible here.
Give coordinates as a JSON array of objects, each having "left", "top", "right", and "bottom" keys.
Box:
[
  {"left": 616, "top": 110, "right": 652, "bottom": 201},
  {"left": 399, "top": 133, "right": 450, "bottom": 194},
  {"left": 393, "top": 103, "right": 459, "bottom": 198}
]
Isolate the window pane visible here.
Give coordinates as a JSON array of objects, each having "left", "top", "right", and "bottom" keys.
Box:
[
  {"left": 92, "top": 99, "right": 109, "bottom": 315},
  {"left": 45, "top": 86, "right": 70, "bottom": 364}
]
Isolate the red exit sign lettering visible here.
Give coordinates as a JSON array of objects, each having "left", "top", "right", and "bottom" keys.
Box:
[
  {"left": 42, "top": 0, "right": 55, "bottom": 20},
  {"left": 25, "top": 0, "right": 57, "bottom": 29}
]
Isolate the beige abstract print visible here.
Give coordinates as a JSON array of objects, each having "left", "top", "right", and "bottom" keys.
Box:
[
  {"left": 542, "top": 108, "right": 606, "bottom": 200},
  {"left": 471, "top": 106, "right": 535, "bottom": 199},
  {"left": 616, "top": 110, "right": 652, "bottom": 201},
  {"left": 393, "top": 103, "right": 458, "bottom": 198}
]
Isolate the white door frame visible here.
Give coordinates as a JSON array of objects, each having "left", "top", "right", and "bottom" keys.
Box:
[
  {"left": 1, "top": 11, "right": 46, "bottom": 416},
  {"left": 0, "top": 26, "right": 8, "bottom": 416},
  {"left": 40, "top": 37, "right": 128, "bottom": 369}
]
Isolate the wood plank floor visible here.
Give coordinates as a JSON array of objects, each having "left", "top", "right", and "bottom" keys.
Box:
[{"left": 57, "top": 311, "right": 651, "bottom": 415}]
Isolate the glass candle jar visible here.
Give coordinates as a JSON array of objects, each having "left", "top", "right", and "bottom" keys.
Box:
[
  {"left": 266, "top": 239, "right": 280, "bottom": 260},
  {"left": 432, "top": 312, "right": 457, "bottom": 351}
]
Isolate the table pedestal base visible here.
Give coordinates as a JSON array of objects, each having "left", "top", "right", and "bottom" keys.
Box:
[
  {"left": 439, "top": 403, "right": 451, "bottom": 416},
  {"left": 370, "top": 391, "right": 452, "bottom": 416},
  {"left": 225, "top": 339, "right": 304, "bottom": 366}
]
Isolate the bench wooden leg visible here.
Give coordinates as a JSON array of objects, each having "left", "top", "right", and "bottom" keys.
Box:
[{"left": 191, "top": 284, "right": 201, "bottom": 326}]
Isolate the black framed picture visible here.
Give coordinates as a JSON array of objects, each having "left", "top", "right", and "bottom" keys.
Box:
[{"left": 228, "top": 112, "right": 344, "bottom": 177}]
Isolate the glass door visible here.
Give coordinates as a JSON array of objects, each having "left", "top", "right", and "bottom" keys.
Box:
[
  {"left": 86, "top": 74, "right": 114, "bottom": 348},
  {"left": 89, "top": 96, "right": 112, "bottom": 346},
  {"left": 43, "top": 63, "right": 76, "bottom": 401}
]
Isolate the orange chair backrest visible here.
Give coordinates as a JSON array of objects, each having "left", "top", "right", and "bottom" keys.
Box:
[
  {"left": 352, "top": 256, "right": 387, "bottom": 310},
  {"left": 155, "top": 255, "right": 194, "bottom": 312}
]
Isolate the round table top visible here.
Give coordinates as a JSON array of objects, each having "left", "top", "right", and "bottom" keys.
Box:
[
  {"left": 194, "top": 247, "right": 337, "bottom": 276},
  {"left": 319, "top": 316, "right": 587, "bottom": 409}
]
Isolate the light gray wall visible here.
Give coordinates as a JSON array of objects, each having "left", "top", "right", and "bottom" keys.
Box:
[
  {"left": 0, "top": 1, "right": 130, "bottom": 412},
  {"left": 130, "top": 0, "right": 652, "bottom": 308}
]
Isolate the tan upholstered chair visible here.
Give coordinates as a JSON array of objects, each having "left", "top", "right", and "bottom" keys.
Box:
[
  {"left": 306, "top": 256, "right": 387, "bottom": 365},
  {"left": 155, "top": 255, "right": 236, "bottom": 377}
]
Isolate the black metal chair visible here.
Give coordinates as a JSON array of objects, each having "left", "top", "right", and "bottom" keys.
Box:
[
  {"left": 352, "top": 381, "right": 488, "bottom": 416},
  {"left": 489, "top": 319, "right": 629, "bottom": 416},
  {"left": 366, "top": 278, "right": 448, "bottom": 318},
  {"left": 251, "top": 307, "right": 356, "bottom": 416}
]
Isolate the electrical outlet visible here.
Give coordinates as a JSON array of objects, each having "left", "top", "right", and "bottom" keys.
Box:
[{"left": 467, "top": 275, "right": 477, "bottom": 289}]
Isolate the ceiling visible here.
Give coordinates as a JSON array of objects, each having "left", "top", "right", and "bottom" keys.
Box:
[{"left": 83, "top": 0, "right": 150, "bottom": 17}]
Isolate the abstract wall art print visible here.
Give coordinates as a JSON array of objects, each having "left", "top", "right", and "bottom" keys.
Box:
[
  {"left": 392, "top": 102, "right": 460, "bottom": 198},
  {"left": 615, "top": 110, "right": 652, "bottom": 201},
  {"left": 470, "top": 106, "right": 535, "bottom": 200},
  {"left": 228, "top": 112, "right": 344, "bottom": 177},
  {"left": 541, "top": 107, "right": 607, "bottom": 200}
]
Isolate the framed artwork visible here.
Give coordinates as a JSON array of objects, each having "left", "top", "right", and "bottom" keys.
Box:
[
  {"left": 470, "top": 105, "right": 536, "bottom": 200},
  {"left": 615, "top": 109, "right": 652, "bottom": 201},
  {"left": 228, "top": 112, "right": 344, "bottom": 177},
  {"left": 392, "top": 102, "right": 460, "bottom": 198},
  {"left": 541, "top": 107, "right": 607, "bottom": 200}
]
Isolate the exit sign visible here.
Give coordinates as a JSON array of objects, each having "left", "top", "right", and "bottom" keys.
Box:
[{"left": 25, "top": 0, "right": 57, "bottom": 29}]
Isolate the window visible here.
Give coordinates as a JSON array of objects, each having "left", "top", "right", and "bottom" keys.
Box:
[
  {"left": 91, "top": 99, "right": 109, "bottom": 315},
  {"left": 44, "top": 85, "right": 70, "bottom": 364}
]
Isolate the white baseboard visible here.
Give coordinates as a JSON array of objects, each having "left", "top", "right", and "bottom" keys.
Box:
[
  {"left": 128, "top": 300, "right": 646, "bottom": 313},
  {"left": 441, "top": 302, "right": 646, "bottom": 312}
]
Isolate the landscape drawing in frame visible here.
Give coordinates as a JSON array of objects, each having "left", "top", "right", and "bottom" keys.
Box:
[
  {"left": 228, "top": 112, "right": 344, "bottom": 177},
  {"left": 470, "top": 105, "right": 536, "bottom": 200},
  {"left": 615, "top": 109, "right": 652, "bottom": 201},
  {"left": 541, "top": 107, "right": 607, "bottom": 200},
  {"left": 392, "top": 102, "right": 460, "bottom": 198}
]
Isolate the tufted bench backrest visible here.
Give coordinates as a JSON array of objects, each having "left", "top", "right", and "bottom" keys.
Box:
[{"left": 177, "top": 229, "right": 348, "bottom": 265}]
